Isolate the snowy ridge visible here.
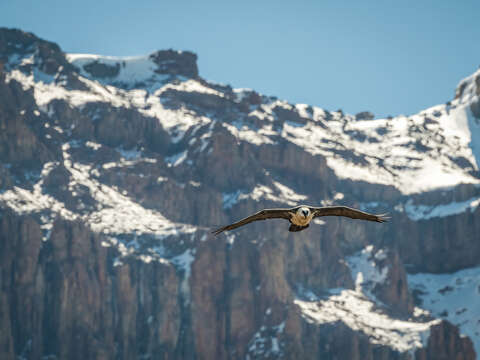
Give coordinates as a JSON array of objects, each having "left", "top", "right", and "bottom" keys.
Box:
[
  {"left": 67, "top": 53, "right": 168, "bottom": 91},
  {"left": 6, "top": 48, "right": 480, "bottom": 198},
  {"left": 456, "top": 67, "right": 480, "bottom": 104},
  {"left": 66, "top": 51, "right": 198, "bottom": 92},
  {"left": 403, "top": 196, "right": 480, "bottom": 221},
  {"left": 224, "top": 85, "right": 480, "bottom": 196},
  {"left": 0, "top": 161, "right": 77, "bottom": 241},
  {"left": 5, "top": 69, "right": 131, "bottom": 110},
  {"left": 283, "top": 103, "right": 480, "bottom": 194},
  {"left": 5, "top": 65, "right": 216, "bottom": 146}
]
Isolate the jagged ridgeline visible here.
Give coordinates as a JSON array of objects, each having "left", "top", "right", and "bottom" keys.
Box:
[{"left": 0, "top": 28, "right": 479, "bottom": 359}]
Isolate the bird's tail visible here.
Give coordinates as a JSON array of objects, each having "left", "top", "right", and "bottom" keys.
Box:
[{"left": 289, "top": 224, "right": 309, "bottom": 232}]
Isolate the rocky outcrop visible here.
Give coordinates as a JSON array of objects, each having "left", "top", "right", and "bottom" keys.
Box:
[
  {"left": 0, "top": 28, "right": 72, "bottom": 75},
  {"left": 150, "top": 50, "right": 198, "bottom": 78},
  {"left": 82, "top": 60, "right": 121, "bottom": 78},
  {"left": 416, "top": 321, "right": 476, "bottom": 360},
  {"left": 355, "top": 111, "right": 375, "bottom": 120},
  {"left": 371, "top": 249, "right": 414, "bottom": 315},
  {"left": 471, "top": 97, "right": 480, "bottom": 119},
  {"left": 0, "top": 79, "right": 53, "bottom": 168},
  {"left": 294, "top": 320, "right": 407, "bottom": 360}
]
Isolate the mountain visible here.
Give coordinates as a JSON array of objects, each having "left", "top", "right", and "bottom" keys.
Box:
[{"left": 0, "top": 27, "right": 479, "bottom": 360}]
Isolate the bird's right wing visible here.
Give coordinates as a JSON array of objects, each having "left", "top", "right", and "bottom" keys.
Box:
[
  {"left": 311, "top": 206, "right": 389, "bottom": 223},
  {"left": 212, "top": 208, "right": 294, "bottom": 236}
]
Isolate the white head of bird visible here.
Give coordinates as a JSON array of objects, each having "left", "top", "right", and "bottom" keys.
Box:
[{"left": 293, "top": 206, "right": 313, "bottom": 226}]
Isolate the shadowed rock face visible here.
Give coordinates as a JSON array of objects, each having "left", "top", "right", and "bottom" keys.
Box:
[
  {"left": 0, "top": 28, "right": 478, "bottom": 359},
  {"left": 82, "top": 60, "right": 121, "bottom": 78},
  {"left": 150, "top": 50, "right": 198, "bottom": 78},
  {"left": 416, "top": 321, "right": 476, "bottom": 360}
]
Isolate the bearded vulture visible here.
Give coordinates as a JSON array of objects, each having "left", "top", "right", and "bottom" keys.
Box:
[{"left": 212, "top": 205, "right": 388, "bottom": 235}]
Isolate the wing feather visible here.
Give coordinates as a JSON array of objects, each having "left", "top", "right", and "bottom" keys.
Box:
[
  {"left": 212, "top": 208, "right": 294, "bottom": 235},
  {"left": 310, "top": 206, "right": 389, "bottom": 223}
]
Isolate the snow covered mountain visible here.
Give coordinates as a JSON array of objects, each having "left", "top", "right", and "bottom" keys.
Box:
[{"left": 0, "top": 28, "right": 479, "bottom": 359}]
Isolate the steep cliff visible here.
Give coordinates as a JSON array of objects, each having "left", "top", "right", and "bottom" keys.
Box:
[{"left": 0, "top": 28, "right": 478, "bottom": 359}]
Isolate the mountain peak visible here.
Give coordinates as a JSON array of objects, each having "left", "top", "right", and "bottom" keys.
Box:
[
  {"left": 0, "top": 27, "right": 71, "bottom": 75},
  {"left": 455, "top": 67, "right": 480, "bottom": 102},
  {"left": 66, "top": 49, "right": 198, "bottom": 91},
  {"left": 0, "top": 27, "right": 199, "bottom": 92}
]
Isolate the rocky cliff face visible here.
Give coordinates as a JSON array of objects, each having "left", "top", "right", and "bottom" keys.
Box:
[{"left": 0, "top": 28, "right": 479, "bottom": 359}]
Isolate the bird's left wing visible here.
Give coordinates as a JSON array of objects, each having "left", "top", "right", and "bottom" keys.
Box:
[
  {"left": 212, "top": 208, "right": 294, "bottom": 236},
  {"left": 310, "top": 206, "right": 389, "bottom": 223}
]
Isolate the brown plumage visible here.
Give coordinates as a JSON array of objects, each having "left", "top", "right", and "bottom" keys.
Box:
[{"left": 212, "top": 205, "right": 388, "bottom": 235}]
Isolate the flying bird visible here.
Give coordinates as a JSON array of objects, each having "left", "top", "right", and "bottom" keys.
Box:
[{"left": 212, "top": 205, "right": 388, "bottom": 235}]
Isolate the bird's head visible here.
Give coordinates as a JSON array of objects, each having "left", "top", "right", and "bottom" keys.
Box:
[{"left": 297, "top": 207, "right": 311, "bottom": 219}]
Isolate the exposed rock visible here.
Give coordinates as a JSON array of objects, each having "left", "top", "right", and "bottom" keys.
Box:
[
  {"left": 471, "top": 98, "right": 480, "bottom": 119},
  {"left": 293, "top": 320, "right": 408, "bottom": 360},
  {"left": 355, "top": 111, "right": 375, "bottom": 120},
  {"left": 0, "top": 27, "right": 73, "bottom": 75},
  {"left": 161, "top": 88, "right": 234, "bottom": 113},
  {"left": 93, "top": 106, "right": 170, "bottom": 151},
  {"left": 272, "top": 104, "right": 309, "bottom": 126},
  {"left": 82, "top": 60, "right": 121, "bottom": 78},
  {"left": 150, "top": 49, "right": 199, "bottom": 78},
  {"left": 416, "top": 321, "right": 476, "bottom": 360},
  {"left": 372, "top": 249, "right": 414, "bottom": 315}
]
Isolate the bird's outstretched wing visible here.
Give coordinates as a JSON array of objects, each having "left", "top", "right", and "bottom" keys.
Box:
[
  {"left": 310, "top": 206, "right": 389, "bottom": 223},
  {"left": 212, "top": 208, "right": 294, "bottom": 235}
]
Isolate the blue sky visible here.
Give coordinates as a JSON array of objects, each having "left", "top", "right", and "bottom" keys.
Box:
[{"left": 1, "top": 0, "right": 479, "bottom": 117}]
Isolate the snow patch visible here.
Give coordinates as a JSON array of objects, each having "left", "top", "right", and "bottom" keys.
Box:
[
  {"left": 242, "top": 182, "right": 307, "bottom": 206},
  {"left": 223, "top": 122, "right": 276, "bottom": 146},
  {"left": 67, "top": 53, "right": 170, "bottom": 92},
  {"left": 222, "top": 182, "right": 307, "bottom": 209},
  {"left": 116, "top": 147, "right": 142, "bottom": 160},
  {"left": 165, "top": 150, "right": 188, "bottom": 167},
  {"left": 171, "top": 248, "right": 196, "bottom": 305},
  {"left": 85, "top": 141, "right": 101, "bottom": 150},
  {"left": 404, "top": 197, "right": 480, "bottom": 221},
  {"left": 246, "top": 322, "right": 285, "bottom": 359},
  {"left": 295, "top": 290, "right": 439, "bottom": 354},
  {"left": 272, "top": 180, "right": 308, "bottom": 204},
  {"left": 346, "top": 245, "right": 389, "bottom": 301},
  {"left": 222, "top": 190, "right": 242, "bottom": 209},
  {"left": 0, "top": 161, "right": 77, "bottom": 223}
]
